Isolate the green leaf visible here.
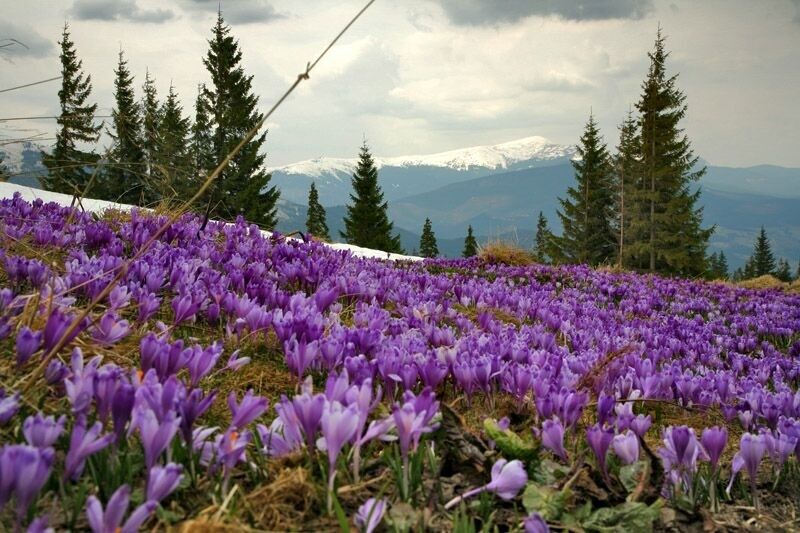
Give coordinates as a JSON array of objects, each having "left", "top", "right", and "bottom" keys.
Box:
[
  {"left": 521, "top": 483, "right": 571, "bottom": 521},
  {"left": 484, "top": 419, "right": 540, "bottom": 464},
  {"left": 619, "top": 460, "right": 647, "bottom": 494},
  {"left": 582, "top": 500, "right": 663, "bottom": 533},
  {"left": 532, "top": 459, "right": 571, "bottom": 485},
  {"left": 331, "top": 493, "right": 351, "bottom": 533}
]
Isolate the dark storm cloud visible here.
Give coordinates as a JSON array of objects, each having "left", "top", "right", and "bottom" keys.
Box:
[
  {"left": 438, "top": 0, "right": 654, "bottom": 26},
  {"left": 183, "top": 0, "right": 286, "bottom": 25},
  {"left": 71, "top": 0, "right": 175, "bottom": 23},
  {"left": 0, "top": 21, "right": 54, "bottom": 59}
]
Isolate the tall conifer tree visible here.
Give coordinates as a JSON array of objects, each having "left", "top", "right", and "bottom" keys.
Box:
[
  {"left": 419, "top": 218, "right": 439, "bottom": 258},
  {"left": 613, "top": 110, "right": 640, "bottom": 268},
  {"left": 306, "top": 182, "right": 330, "bottom": 240},
  {"left": 774, "top": 258, "right": 791, "bottom": 282},
  {"left": 748, "top": 227, "right": 776, "bottom": 277},
  {"left": 534, "top": 211, "right": 553, "bottom": 263},
  {"left": 627, "top": 27, "right": 712, "bottom": 275},
  {"left": 141, "top": 70, "right": 161, "bottom": 202},
  {"left": 42, "top": 24, "right": 102, "bottom": 195},
  {"left": 156, "top": 85, "right": 192, "bottom": 200},
  {"left": 189, "top": 84, "right": 214, "bottom": 202},
  {"left": 463, "top": 225, "right": 478, "bottom": 258},
  {"left": 341, "top": 141, "right": 403, "bottom": 253},
  {"left": 202, "top": 11, "right": 279, "bottom": 227},
  {"left": 554, "top": 113, "right": 616, "bottom": 266},
  {"left": 104, "top": 49, "right": 145, "bottom": 204}
]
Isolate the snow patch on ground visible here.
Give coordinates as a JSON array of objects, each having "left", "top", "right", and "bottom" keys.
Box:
[{"left": 0, "top": 182, "right": 421, "bottom": 262}]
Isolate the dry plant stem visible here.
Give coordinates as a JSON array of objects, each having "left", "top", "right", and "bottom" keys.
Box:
[{"left": 16, "top": 0, "right": 379, "bottom": 393}]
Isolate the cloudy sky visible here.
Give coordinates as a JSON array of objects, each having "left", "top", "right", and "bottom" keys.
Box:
[{"left": 2, "top": 0, "right": 799, "bottom": 167}]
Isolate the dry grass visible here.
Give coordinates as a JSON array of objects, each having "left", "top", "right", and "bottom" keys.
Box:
[
  {"left": 737, "top": 274, "right": 793, "bottom": 291},
  {"left": 478, "top": 240, "right": 537, "bottom": 266}
]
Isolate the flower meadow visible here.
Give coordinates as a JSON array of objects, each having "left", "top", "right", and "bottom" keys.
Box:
[{"left": 0, "top": 192, "right": 799, "bottom": 531}]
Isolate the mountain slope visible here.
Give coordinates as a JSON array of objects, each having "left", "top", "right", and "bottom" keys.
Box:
[{"left": 268, "top": 136, "right": 576, "bottom": 205}]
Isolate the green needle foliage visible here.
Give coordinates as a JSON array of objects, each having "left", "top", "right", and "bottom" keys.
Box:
[
  {"left": 104, "top": 49, "right": 146, "bottom": 205},
  {"left": 749, "top": 227, "right": 776, "bottom": 277},
  {"left": 555, "top": 113, "right": 616, "bottom": 266},
  {"left": 534, "top": 211, "right": 554, "bottom": 264},
  {"left": 306, "top": 182, "right": 331, "bottom": 240},
  {"left": 462, "top": 225, "right": 478, "bottom": 258},
  {"left": 42, "top": 23, "right": 102, "bottom": 196},
  {"left": 625, "top": 27, "right": 712, "bottom": 275},
  {"left": 141, "top": 70, "right": 162, "bottom": 204},
  {"left": 341, "top": 141, "right": 403, "bottom": 253},
  {"left": 156, "top": 85, "right": 193, "bottom": 201},
  {"left": 201, "top": 11, "right": 279, "bottom": 228},
  {"left": 189, "top": 84, "right": 214, "bottom": 202},
  {"left": 419, "top": 218, "right": 439, "bottom": 258}
]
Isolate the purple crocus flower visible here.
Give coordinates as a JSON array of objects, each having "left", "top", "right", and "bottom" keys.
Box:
[
  {"left": 0, "top": 390, "right": 21, "bottom": 426},
  {"left": 320, "top": 400, "right": 359, "bottom": 512},
  {"left": 355, "top": 497, "right": 387, "bottom": 533},
  {"left": 177, "top": 389, "right": 216, "bottom": 444},
  {"left": 85, "top": 485, "right": 157, "bottom": 533},
  {"left": 524, "top": 512, "right": 550, "bottom": 533},
  {"left": 486, "top": 458, "right": 528, "bottom": 499},
  {"left": 284, "top": 337, "right": 320, "bottom": 381},
  {"left": 44, "top": 359, "right": 69, "bottom": 386},
  {"left": 630, "top": 415, "right": 652, "bottom": 439},
  {"left": 64, "top": 417, "right": 115, "bottom": 481},
  {"left": 444, "top": 458, "right": 527, "bottom": 509},
  {"left": 42, "top": 308, "right": 76, "bottom": 352},
  {"left": 146, "top": 463, "right": 183, "bottom": 503},
  {"left": 225, "top": 350, "right": 250, "bottom": 372},
  {"left": 727, "top": 432, "right": 766, "bottom": 508},
  {"left": 541, "top": 418, "right": 567, "bottom": 461},
  {"left": 612, "top": 430, "right": 640, "bottom": 465},
  {"left": 15, "top": 326, "right": 42, "bottom": 367},
  {"left": 171, "top": 292, "right": 200, "bottom": 326},
  {"left": 586, "top": 424, "right": 614, "bottom": 475},
  {"left": 133, "top": 407, "right": 180, "bottom": 469},
  {"left": 287, "top": 385, "right": 326, "bottom": 451},
  {"left": 228, "top": 390, "right": 268, "bottom": 431},
  {"left": 185, "top": 342, "right": 223, "bottom": 387},
  {"left": 658, "top": 425, "right": 707, "bottom": 496},
  {"left": 700, "top": 426, "right": 728, "bottom": 472},
  {"left": 23, "top": 413, "right": 67, "bottom": 448},
  {"left": 0, "top": 444, "right": 55, "bottom": 523},
  {"left": 91, "top": 312, "right": 131, "bottom": 346}
]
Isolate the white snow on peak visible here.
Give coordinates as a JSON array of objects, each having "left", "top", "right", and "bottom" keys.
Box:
[{"left": 270, "top": 136, "right": 573, "bottom": 176}]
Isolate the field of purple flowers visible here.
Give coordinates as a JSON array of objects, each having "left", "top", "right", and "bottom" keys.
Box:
[{"left": 1, "top": 192, "right": 799, "bottom": 532}]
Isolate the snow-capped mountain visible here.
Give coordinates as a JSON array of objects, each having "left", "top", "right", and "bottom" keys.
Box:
[
  {"left": 269, "top": 136, "right": 575, "bottom": 205},
  {"left": 0, "top": 141, "right": 46, "bottom": 187}
]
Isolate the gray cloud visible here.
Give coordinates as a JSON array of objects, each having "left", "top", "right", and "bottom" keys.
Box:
[
  {"left": 437, "top": 0, "right": 654, "bottom": 26},
  {"left": 71, "top": 0, "right": 175, "bottom": 23},
  {"left": 792, "top": 0, "right": 800, "bottom": 22},
  {"left": 0, "top": 21, "right": 54, "bottom": 59},
  {"left": 183, "top": 0, "right": 286, "bottom": 25}
]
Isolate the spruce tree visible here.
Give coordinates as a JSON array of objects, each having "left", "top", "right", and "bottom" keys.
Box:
[
  {"left": 306, "top": 182, "right": 330, "bottom": 240},
  {"left": 104, "top": 49, "right": 145, "bottom": 204},
  {"left": 706, "top": 251, "right": 729, "bottom": 280},
  {"left": 613, "top": 110, "right": 640, "bottom": 268},
  {"left": 463, "top": 225, "right": 478, "bottom": 258},
  {"left": 141, "top": 70, "right": 161, "bottom": 203},
  {"left": 534, "top": 211, "right": 553, "bottom": 263},
  {"left": 341, "top": 141, "right": 403, "bottom": 253},
  {"left": 627, "top": 27, "right": 712, "bottom": 276},
  {"left": 42, "top": 23, "right": 101, "bottom": 195},
  {"left": 189, "top": 84, "right": 214, "bottom": 202},
  {"left": 555, "top": 113, "right": 616, "bottom": 266},
  {"left": 203, "top": 11, "right": 279, "bottom": 227},
  {"left": 749, "top": 227, "right": 776, "bottom": 277},
  {"left": 419, "top": 218, "right": 439, "bottom": 258},
  {"left": 155, "top": 84, "right": 192, "bottom": 201},
  {"left": 775, "top": 258, "right": 792, "bottom": 282}
]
